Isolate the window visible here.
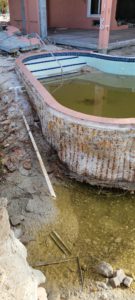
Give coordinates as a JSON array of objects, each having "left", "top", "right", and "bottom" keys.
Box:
[{"left": 87, "top": 0, "right": 101, "bottom": 17}]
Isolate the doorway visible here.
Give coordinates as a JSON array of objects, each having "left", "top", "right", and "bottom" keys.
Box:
[{"left": 116, "top": 0, "right": 135, "bottom": 24}]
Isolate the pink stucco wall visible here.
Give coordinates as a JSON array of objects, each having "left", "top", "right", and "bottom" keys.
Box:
[
  {"left": 8, "top": 0, "right": 127, "bottom": 35},
  {"left": 8, "top": 0, "right": 22, "bottom": 30},
  {"left": 25, "top": 0, "right": 40, "bottom": 33},
  {"left": 47, "top": 0, "right": 124, "bottom": 30},
  {"left": 47, "top": 0, "right": 93, "bottom": 29},
  {"left": 8, "top": 0, "right": 40, "bottom": 34}
]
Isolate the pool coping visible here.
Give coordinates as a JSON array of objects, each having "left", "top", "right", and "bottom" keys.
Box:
[{"left": 16, "top": 50, "right": 135, "bottom": 128}]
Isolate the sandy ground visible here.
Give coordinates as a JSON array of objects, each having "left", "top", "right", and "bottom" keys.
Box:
[
  {"left": 0, "top": 54, "right": 62, "bottom": 242},
  {"left": 0, "top": 51, "right": 135, "bottom": 300}
]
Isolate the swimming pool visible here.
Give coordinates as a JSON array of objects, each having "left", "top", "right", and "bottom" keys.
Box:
[{"left": 16, "top": 51, "right": 135, "bottom": 190}]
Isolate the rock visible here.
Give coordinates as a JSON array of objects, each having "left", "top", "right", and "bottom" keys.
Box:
[
  {"left": 0, "top": 207, "right": 10, "bottom": 243},
  {"left": 13, "top": 227, "right": 23, "bottom": 239},
  {"left": 38, "top": 287, "right": 48, "bottom": 300},
  {"left": 19, "top": 165, "right": 31, "bottom": 176},
  {"left": 10, "top": 215, "right": 24, "bottom": 226},
  {"left": 0, "top": 197, "right": 7, "bottom": 208},
  {"left": 96, "top": 262, "right": 114, "bottom": 278},
  {"left": 109, "top": 269, "right": 126, "bottom": 288},
  {"left": 109, "top": 276, "right": 121, "bottom": 288},
  {"left": 4, "top": 143, "right": 10, "bottom": 148},
  {"left": 12, "top": 147, "right": 26, "bottom": 160},
  {"left": 4, "top": 157, "right": 18, "bottom": 172},
  {"left": 123, "top": 276, "right": 133, "bottom": 288},
  {"left": 99, "top": 293, "right": 108, "bottom": 300},
  {"left": 105, "top": 278, "right": 113, "bottom": 289},
  {"left": 31, "top": 268, "right": 45, "bottom": 286},
  {"left": 1, "top": 119, "right": 10, "bottom": 125},
  {"left": 48, "top": 291, "right": 60, "bottom": 300},
  {"left": 23, "top": 159, "right": 32, "bottom": 170},
  {"left": 0, "top": 198, "right": 47, "bottom": 300},
  {"left": 113, "top": 269, "right": 126, "bottom": 283},
  {"left": 97, "top": 282, "right": 108, "bottom": 290},
  {"left": 26, "top": 198, "right": 49, "bottom": 214},
  {"left": 115, "top": 237, "right": 122, "bottom": 244}
]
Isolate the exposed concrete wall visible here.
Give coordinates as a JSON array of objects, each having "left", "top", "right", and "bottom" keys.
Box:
[
  {"left": 16, "top": 52, "right": 135, "bottom": 191},
  {"left": 38, "top": 0, "right": 47, "bottom": 38}
]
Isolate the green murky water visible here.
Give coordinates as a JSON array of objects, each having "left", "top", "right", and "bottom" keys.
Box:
[
  {"left": 28, "top": 72, "right": 135, "bottom": 294},
  {"left": 42, "top": 72, "right": 135, "bottom": 118},
  {"left": 27, "top": 180, "right": 135, "bottom": 293}
]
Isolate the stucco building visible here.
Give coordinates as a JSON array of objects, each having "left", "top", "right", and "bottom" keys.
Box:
[{"left": 8, "top": 0, "right": 135, "bottom": 51}]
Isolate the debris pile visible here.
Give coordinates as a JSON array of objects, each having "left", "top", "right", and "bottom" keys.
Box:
[
  {"left": 96, "top": 261, "right": 133, "bottom": 288},
  {"left": 0, "top": 25, "right": 40, "bottom": 54}
]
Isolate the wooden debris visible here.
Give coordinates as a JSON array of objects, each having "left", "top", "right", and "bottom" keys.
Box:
[
  {"left": 77, "top": 256, "right": 84, "bottom": 290},
  {"left": 22, "top": 113, "right": 56, "bottom": 198},
  {"left": 50, "top": 230, "right": 71, "bottom": 255},
  {"left": 33, "top": 257, "right": 76, "bottom": 268}
]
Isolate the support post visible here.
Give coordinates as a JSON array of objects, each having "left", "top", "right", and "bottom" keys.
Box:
[
  {"left": 38, "top": 0, "right": 47, "bottom": 39},
  {"left": 98, "top": 0, "right": 113, "bottom": 53},
  {"left": 21, "top": 0, "right": 26, "bottom": 34}
]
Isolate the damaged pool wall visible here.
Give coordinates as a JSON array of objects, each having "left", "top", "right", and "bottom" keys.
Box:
[{"left": 16, "top": 51, "right": 135, "bottom": 191}]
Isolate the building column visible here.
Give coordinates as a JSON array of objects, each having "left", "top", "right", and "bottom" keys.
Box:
[
  {"left": 98, "top": 0, "right": 113, "bottom": 52},
  {"left": 21, "top": 0, "right": 26, "bottom": 34},
  {"left": 38, "top": 0, "right": 47, "bottom": 39}
]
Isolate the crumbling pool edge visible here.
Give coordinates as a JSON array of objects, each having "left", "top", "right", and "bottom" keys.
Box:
[{"left": 16, "top": 50, "right": 135, "bottom": 190}]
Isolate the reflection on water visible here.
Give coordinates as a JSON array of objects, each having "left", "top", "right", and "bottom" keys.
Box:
[
  {"left": 27, "top": 180, "right": 135, "bottom": 293},
  {"left": 42, "top": 72, "right": 135, "bottom": 118}
]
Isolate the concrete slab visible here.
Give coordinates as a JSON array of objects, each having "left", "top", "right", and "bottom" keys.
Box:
[
  {"left": 0, "top": 26, "right": 40, "bottom": 54},
  {"left": 48, "top": 28, "right": 135, "bottom": 51}
]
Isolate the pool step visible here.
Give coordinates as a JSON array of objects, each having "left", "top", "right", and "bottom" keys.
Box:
[
  {"left": 26, "top": 57, "right": 86, "bottom": 72},
  {"left": 39, "top": 71, "right": 80, "bottom": 81},
  {"left": 26, "top": 56, "right": 87, "bottom": 79},
  {"left": 25, "top": 55, "right": 79, "bottom": 66},
  {"left": 33, "top": 62, "right": 86, "bottom": 79}
]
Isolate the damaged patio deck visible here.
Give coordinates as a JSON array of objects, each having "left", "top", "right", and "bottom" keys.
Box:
[{"left": 48, "top": 28, "right": 135, "bottom": 51}]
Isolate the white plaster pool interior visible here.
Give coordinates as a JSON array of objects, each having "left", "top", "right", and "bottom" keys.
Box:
[{"left": 24, "top": 52, "right": 135, "bottom": 79}]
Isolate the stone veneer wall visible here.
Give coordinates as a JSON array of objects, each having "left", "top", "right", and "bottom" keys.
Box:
[{"left": 16, "top": 54, "right": 135, "bottom": 191}]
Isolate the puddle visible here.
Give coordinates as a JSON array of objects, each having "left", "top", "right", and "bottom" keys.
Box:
[
  {"left": 42, "top": 72, "right": 135, "bottom": 118},
  {"left": 27, "top": 180, "right": 135, "bottom": 293},
  {"left": 27, "top": 71, "right": 135, "bottom": 294}
]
